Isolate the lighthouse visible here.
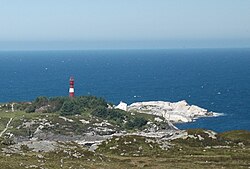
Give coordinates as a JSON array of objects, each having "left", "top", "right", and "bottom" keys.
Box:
[{"left": 69, "top": 76, "right": 74, "bottom": 97}]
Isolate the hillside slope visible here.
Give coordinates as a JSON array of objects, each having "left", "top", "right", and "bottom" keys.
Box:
[{"left": 0, "top": 96, "right": 249, "bottom": 169}]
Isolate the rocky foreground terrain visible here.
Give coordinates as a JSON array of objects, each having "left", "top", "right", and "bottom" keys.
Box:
[{"left": 0, "top": 96, "right": 249, "bottom": 169}]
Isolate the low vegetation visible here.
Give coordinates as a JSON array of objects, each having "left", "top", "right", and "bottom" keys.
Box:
[
  {"left": 0, "top": 96, "right": 150, "bottom": 131},
  {"left": 0, "top": 129, "right": 249, "bottom": 169},
  {"left": 0, "top": 97, "right": 249, "bottom": 168},
  {"left": 97, "top": 135, "right": 164, "bottom": 157}
]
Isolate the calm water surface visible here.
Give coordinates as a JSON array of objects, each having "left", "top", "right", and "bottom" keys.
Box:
[{"left": 0, "top": 49, "right": 249, "bottom": 132}]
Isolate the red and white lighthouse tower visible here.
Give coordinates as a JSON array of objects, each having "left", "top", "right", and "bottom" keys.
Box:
[{"left": 69, "top": 76, "right": 75, "bottom": 97}]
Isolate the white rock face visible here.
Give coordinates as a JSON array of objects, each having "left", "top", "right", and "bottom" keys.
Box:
[
  {"left": 59, "top": 116, "right": 74, "bottom": 122},
  {"left": 128, "top": 100, "right": 221, "bottom": 123},
  {"left": 154, "top": 117, "right": 163, "bottom": 122},
  {"left": 79, "top": 119, "right": 90, "bottom": 124},
  {"left": 115, "top": 101, "right": 128, "bottom": 111}
]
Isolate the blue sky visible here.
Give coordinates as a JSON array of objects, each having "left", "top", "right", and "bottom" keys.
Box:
[{"left": 0, "top": 0, "right": 250, "bottom": 49}]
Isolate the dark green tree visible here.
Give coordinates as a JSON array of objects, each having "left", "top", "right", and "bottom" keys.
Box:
[
  {"left": 60, "top": 99, "right": 80, "bottom": 116},
  {"left": 34, "top": 96, "right": 49, "bottom": 107}
]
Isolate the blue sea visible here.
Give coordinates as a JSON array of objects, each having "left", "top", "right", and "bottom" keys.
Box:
[{"left": 0, "top": 49, "right": 249, "bottom": 132}]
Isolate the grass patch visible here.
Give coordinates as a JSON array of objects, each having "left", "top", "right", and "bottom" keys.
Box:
[{"left": 219, "top": 130, "right": 250, "bottom": 145}]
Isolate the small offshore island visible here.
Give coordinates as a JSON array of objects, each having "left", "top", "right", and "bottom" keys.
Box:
[{"left": 0, "top": 95, "right": 249, "bottom": 169}]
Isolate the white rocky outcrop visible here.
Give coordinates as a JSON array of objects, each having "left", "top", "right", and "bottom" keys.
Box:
[
  {"left": 115, "top": 101, "right": 128, "bottom": 111},
  {"left": 79, "top": 119, "right": 90, "bottom": 124},
  {"left": 127, "top": 100, "right": 221, "bottom": 123},
  {"left": 59, "top": 116, "right": 74, "bottom": 122}
]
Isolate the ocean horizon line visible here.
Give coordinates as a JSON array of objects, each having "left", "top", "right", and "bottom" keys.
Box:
[{"left": 0, "top": 47, "right": 250, "bottom": 52}]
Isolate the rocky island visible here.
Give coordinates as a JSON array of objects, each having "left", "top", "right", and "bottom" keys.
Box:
[
  {"left": 0, "top": 96, "right": 249, "bottom": 169},
  {"left": 117, "top": 100, "right": 222, "bottom": 123}
]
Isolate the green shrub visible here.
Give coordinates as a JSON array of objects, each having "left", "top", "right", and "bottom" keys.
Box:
[
  {"left": 0, "top": 136, "right": 15, "bottom": 146},
  {"left": 219, "top": 130, "right": 250, "bottom": 145},
  {"left": 25, "top": 95, "right": 108, "bottom": 114},
  {"left": 92, "top": 107, "right": 126, "bottom": 123},
  {"left": 34, "top": 96, "right": 49, "bottom": 107},
  {"left": 60, "top": 99, "right": 80, "bottom": 116},
  {"left": 125, "top": 117, "right": 148, "bottom": 130},
  {"left": 25, "top": 104, "right": 36, "bottom": 113}
]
